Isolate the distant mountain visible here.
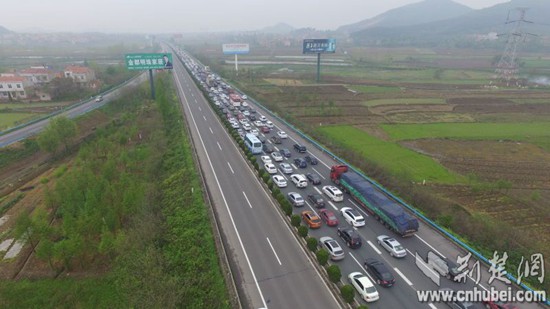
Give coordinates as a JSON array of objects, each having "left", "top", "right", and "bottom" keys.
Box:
[
  {"left": 0, "top": 25, "right": 12, "bottom": 34},
  {"left": 260, "top": 22, "right": 295, "bottom": 34},
  {"left": 350, "top": 0, "right": 550, "bottom": 47},
  {"left": 338, "top": 0, "right": 473, "bottom": 34}
]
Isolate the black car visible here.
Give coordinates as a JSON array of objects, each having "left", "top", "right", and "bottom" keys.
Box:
[
  {"left": 364, "top": 258, "right": 396, "bottom": 287},
  {"left": 280, "top": 148, "right": 291, "bottom": 158},
  {"left": 249, "top": 115, "right": 256, "bottom": 121},
  {"left": 294, "top": 158, "right": 307, "bottom": 168},
  {"left": 257, "top": 135, "right": 267, "bottom": 144},
  {"left": 293, "top": 143, "right": 307, "bottom": 153},
  {"left": 304, "top": 155, "right": 318, "bottom": 165},
  {"left": 307, "top": 194, "right": 325, "bottom": 208},
  {"left": 337, "top": 228, "right": 362, "bottom": 249},
  {"left": 306, "top": 172, "right": 321, "bottom": 185},
  {"left": 263, "top": 143, "right": 275, "bottom": 153},
  {"left": 270, "top": 136, "right": 282, "bottom": 144},
  {"left": 249, "top": 108, "right": 257, "bottom": 114}
]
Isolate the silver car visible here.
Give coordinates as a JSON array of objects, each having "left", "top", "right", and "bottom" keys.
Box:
[
  {"left": 279, "top": 163, "right": 293, "bottom": 174},
  {"left": 377, "top": 235, "right": 407, "bottom": 258},
  {"left": 319, "top": 236, "right": 345, "bottom": 261}
]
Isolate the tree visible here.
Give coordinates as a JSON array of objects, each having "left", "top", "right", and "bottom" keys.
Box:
[
  {"left": 37, "top": 126, "right": 61, "bottom": 154},
  {"left": 326, "top": 265, "right": 341, "bottom": 283},
  {"left": 316, "top": 248, "right": 329, "bottom": 266},
  {"left": 37, "top": 116, "right": 77, "bottom": 154},
  {"left": 340, "top": 284, "right": 355, "bottom": 304}
]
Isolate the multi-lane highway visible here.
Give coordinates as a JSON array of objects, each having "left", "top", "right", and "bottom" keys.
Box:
[
  {"left": 171, "top": 45, "right": 547, "bottom": 309},
  {"left": 169, "top": 48, "right": 341, "bottom": 308}
]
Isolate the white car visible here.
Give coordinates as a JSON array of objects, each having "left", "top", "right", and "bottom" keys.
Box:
[
  {"left": 271, "top": 151, "right": 283, "bottom": 162},
  {"left": 242, "top": 123, "right": 252, "bottom": 131},
  {"left": 265, "top": 120, "right": 274, "bottom": 128},
  {"left": 377, "top": 235, "right": 407, "bottom": 258},
  {"left": 251, "top": 129, "right": 259, "bottom": 136},
  {"left": 259, "top": 115, "right": 267, "bottom": 122},
  {"left": 261, "top": 155, "right": 272, "bottom": 164},
  {"left": 272, "top": 175, "right": 287, "bottom": 188},
  {"left": 290, "top": 174, "right": 308, "bottom": 188},
  {"left": 242, "top": 95, "right": 248, "bottom": 100},
  {"left": 231, "top": 122, "right": 240, "bottom": 129},
  {"left": 239, "top": 118, "right": 248, "bottom": 125},
  {"left": 264, "top": 163, "right": 277, "bottom": 174},
  {"left": 322, "top": 185, "right": 344, "bottom": 202},
  {"left": 279, "top": 163, "right": 293, "bottom": 174},
  {"left": 340, "top": 207, "right": 365, "bottom": 227},
  {"left": 254, "top": 120, "right": 264, "bottom": 127},
  {"left": 242, "top": 101, "right": 249, "bottom": 107},
  {"left": 95, "top": 95, "right": 103, "bottom": 102},
  {"left": 277, "top": 131, "right": 288, "bottom": 139},
  {"left": 348, "top": 272, "right": 379, "bottom": 303},
  {"left": 243, "top": 110, "right": 250, "bottom": 116},
  {"left": 319, "top": 237, "right": 345, "bottom": 261},
  {"left": 287, "top": 192, "right": 305, "bottom": 206}
]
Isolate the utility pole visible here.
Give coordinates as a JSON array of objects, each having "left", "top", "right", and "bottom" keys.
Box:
[{"left": 495, "top": 8, "right": 533, "bottom": 85}]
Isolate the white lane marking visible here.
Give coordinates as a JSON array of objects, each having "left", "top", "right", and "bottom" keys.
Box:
[
  {"left": 394, "top": 267, "right": 414, "bottom": 286},
  {"left": 174, "top": 73, "right": 268, "bottom": 309},
  {"left": 280, "top": 173, "right": 288, "bottom": 181},
  {"left": 198, "top": 106, "right": 202, "bottom": 111},
  {"left": 209, "top": 127, "right": 213, "bottom": 134},
  {"left": 314, "top": 186, "right": 322, "bottom": 194},
  {"left": 274, "top": 146, "right": 279, "bottom": 152},
  {"left": 304, "top": 200, "right": 317, "bottom": 213},
  {"left": 266, "top": 237, "right": 282, "bottom": 266},
  {"left": 227, "top": 162, "right": 234, "bottom": 174},
  {"left": 415, "top": 234, "right": 446, "bottom": 258},
  {"left": 367, "top": 240, "right": 382, "bottom": 255},
  {"left": 328, "top": 201, "right": 338, "bottom": 211},
  {"left": 243, "top": 191, "right": 253, "bottom": 209},
  {"left": 429, "top": 303, "right": 437, "bottom": 309},
  {"left": 203, "top": 115, "right": 207, "bottom": 121},
  {"left": 217, "top": 142, "right": 222, "bottom": 151},
  {"left": 291, "top": 163, "right": 298, "bottom": 169},
  {"left": 312, "top": 167, "right": 326, "bottom": 179}
]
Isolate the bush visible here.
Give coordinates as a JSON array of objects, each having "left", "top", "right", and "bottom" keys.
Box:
[
  {"left": 262, "top": 173, "right": 270, "bottom": 183},
  {"left": 250, "top": 156, "right": 257, "bottom": 165},
  {"left": 40, "top": 177, "right": 49, "bottom": 184},
  {"left": 271, "top": 187, "right": 281, "bottom": 197},
  {"left": 357, "top": 305, "right": 369, "bottom": 309},
  {"left": 291, "top": 214, "right": 301, "bottom": 227},
  {"left": 306, "top": 237, "right": 318, "bottom": 252},
  {"left": 282, "top": 203, "right": 292, "bottom": 217},
  {"left": 316, "top": 249, "right": 329, "bottom": 266},
  {"left": 340, "top": 284, "right": 355, "bottom": 304},
  {"left": 267, "top": 179, "right": 274, "bottom": 190},
  {"left": 326, "top": 265, "right": 341, "bottom": 283},
  {"left": 253, "top": 161, "right": 259, "bottom": 171},
  {"left": 298, "top": 225, "right": 308, "bottom": 238}
]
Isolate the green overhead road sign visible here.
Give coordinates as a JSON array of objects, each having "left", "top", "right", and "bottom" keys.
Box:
[{"left": 125, "top": 53, "right": 173, "bottom": 70}]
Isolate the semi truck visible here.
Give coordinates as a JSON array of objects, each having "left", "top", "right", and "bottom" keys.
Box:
[{"left": 330, "top": 165, "right": 419, "bottom": 236}]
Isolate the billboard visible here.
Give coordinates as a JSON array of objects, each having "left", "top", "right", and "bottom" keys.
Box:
[
  {"left": 125, "top": 53, "right": 173, "bottom": 70},
  {"left": 222, "top": 43, "right": 250, "bottom": 55},
  {"left": 303, "top": 39, "right": 336, "bottom": 54}
]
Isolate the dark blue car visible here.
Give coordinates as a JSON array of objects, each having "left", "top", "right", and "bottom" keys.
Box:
[{"left": 294, "top": 158, "right": 307, "bottom": 168}]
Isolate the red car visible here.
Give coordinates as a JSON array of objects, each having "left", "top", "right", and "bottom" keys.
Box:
[
  {"left": 319, "top": 209, "right": 338, "bottom": 226},
  {"left": 482, "top": 301, "right": 521, "bottom": 309},
  {"left": 260, "top": 126, "right": 270, "bottom": 133}
]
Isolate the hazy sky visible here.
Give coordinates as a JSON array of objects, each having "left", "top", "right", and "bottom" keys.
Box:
[{"left": 5, "top": 0, "right": 509, "bottom": 33}]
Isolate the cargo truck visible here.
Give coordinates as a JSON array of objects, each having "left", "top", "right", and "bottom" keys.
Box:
[{"left": 330, "top": 165, "right": 419, "bottom": 236}]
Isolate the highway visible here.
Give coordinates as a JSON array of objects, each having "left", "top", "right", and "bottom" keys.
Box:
[
  {"left": 172, "top": 46, "right": 547, "bottom": 309},
  {"left": 0, "top": 73, "right": 148, "bottom": 148},
  {"left": 170, "top": 48, "right": 341, "bottom": 308}
]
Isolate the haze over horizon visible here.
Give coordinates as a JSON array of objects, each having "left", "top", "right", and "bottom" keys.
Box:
[{"left": 4, "top": 0, "right": 509, "bottom": 34}]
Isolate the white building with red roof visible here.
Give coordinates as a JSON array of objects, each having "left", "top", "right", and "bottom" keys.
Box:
[
  {"left": 19, "top": 66, "right": 56, "bottom": 85},
  {"left": 0, "top": 75, "right": 28, "bottom": 101},
  {"left": 63, "top": 65, "right": 96, "bottom": 85}
]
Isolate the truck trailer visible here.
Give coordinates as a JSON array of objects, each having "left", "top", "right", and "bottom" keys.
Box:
[{"left": 330, "top": 165, "right": 419, "bottom": 236}]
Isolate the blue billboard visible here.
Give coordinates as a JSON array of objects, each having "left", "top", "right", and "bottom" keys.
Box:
[{"left": 303, "top": 39, "right": 336, "bottom": 54}]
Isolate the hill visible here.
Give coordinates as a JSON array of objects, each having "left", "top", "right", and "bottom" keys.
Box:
[
  {"left": 338, "top": 0, "right": 472, "bottom": 34},
  {"left": 0, "top": 25, "right": 12, "bottom": 34}
]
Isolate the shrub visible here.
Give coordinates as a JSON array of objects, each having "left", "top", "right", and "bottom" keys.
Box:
[
  {"left": 271, "top": 187, "right": 280, "bottom": 197},
  {"left": 262, "top": 173, "right": 270, "bottom": 183},
  {"left": 298, "top": 225, "right": 308, "bottom": 238},
  {"left": 326, "top": 265, "right": 341, "bottom": 283},
  {"left": 40, "top": 177, "right": 49, "bottom": 184},
  {"left": 250, "top": 156, "right": 257, "bottom": 165},
  {"left": 306, "top": 237, "right": 318, "bottom": 252},
  {"left": 267, "top": 179, "right": 274, "bottom": 190},
  {"left": 253, "top": 161, "right": 259, "bottom": 171},
  {"left": 357, "top": 305, "right": 369, "bottom": 309},
  {"left": 282, "top": 203, "right": 292, "bottom": 217},
  {"left": 291, "top": 214, "right": 301, "bottom": 227},
  {"left": 316, "top": 249, "right": 329, "bottom": 266},
  {"left": 340, "top": 284, "right": 355, "bottom": 304}
]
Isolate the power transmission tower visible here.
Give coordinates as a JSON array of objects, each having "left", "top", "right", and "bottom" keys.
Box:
[{"left": 495, "top": 8, "right": 533, "bottom": 85}]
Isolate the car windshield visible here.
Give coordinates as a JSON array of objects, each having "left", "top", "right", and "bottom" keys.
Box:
[
  {"left": 328, "top": 214, "right": 337, "bottom": 220},
  {"left": 395, "top": 245, "right": 404, "bottom": 251},
  {"left": 356, "top": 218, "right": 365, "bottom": 222},
  {"left": 381, "top": 272, "right": 393, "bottom": 280},
  {"left": 366, "top": 286, "right": 377, "bottom": 294}
]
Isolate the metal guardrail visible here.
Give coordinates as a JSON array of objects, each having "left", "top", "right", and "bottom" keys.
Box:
[
  {"left": 226, "top": 83, "right": 549, "bottom": 306},
  {"left": 0, "top": 72, "right": 146, "bottom": 137}
]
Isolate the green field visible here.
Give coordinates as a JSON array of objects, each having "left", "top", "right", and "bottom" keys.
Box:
[
  {"left": 362, "top": 98, "right": 446, "bottom": 106},
  {"left": 318, "top": 125, "right": 462, "bottom": 184},
  {"left": 348, "top": 85, "right": 401, "bottom": 94},
  {"left": 0, "top": 113, "right": 36, "bottom": 130},
  {"left": 381, "top": 122, "right": 550, "bottom": 141}
]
